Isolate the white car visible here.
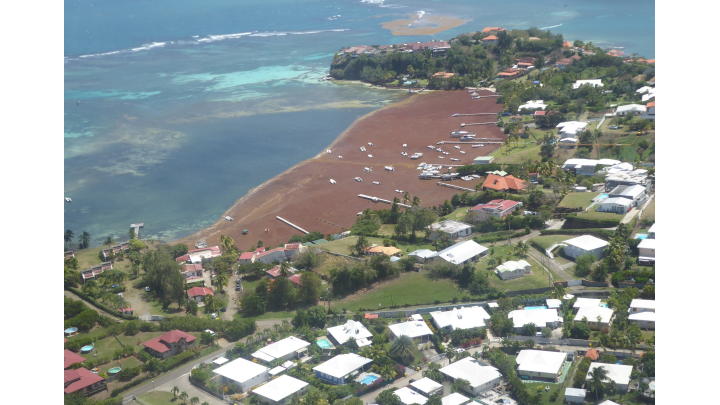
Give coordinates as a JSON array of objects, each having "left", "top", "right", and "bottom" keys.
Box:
[
  {"left": 211, "top": 313, "right": 217, "bottom": 319},
  {"left": 455, "top": 348, "right": 465, "bottom": 353},
  {"left": 145, "top": 287, "right": 151, "bottom": 292},
  {"left": 360, "top": 146, "right": 366, "bottom": 152}
]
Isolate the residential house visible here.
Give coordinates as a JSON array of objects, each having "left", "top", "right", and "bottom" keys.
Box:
[
  {"left": 283, "top": 243, "right": 307, "bottom": 259},
  {"left": 472, "top": 156, "right": 494, "bottom": 165},
  {"left": 180, "top": 263, "right": 203, "bottom": 278},
  {"left": 562, "top": 41, "right": 573, "bottom": 48},
  {"left": 65, "top": 250, "right": 75, "bottom": 259},
  {"left": 555, "top": 58, "right": 574, "bottom": 69},
  {"left": 367, "top": 245, "right": 403, "bottom": 256},
  {"left": 389, "top": 320, "right": 433, "bottom": 343},
  {"left": 518, "top": 100, "right": 547, "bottom": 112},
  {"left": 628, "top": 311, "right": 655, "bottom": 329},
  {"left": 647, "top": 224, "right": 656, "bottom": 239},
  {"left": 608, "top": 184, "right": 647, "bottom": 207},
  {"left": 64, "top": 350, "right": 86, "bottom": 369},
  {"left": 481, "top": 174, "right": 527, "bottom": 193},
  {"left": 595, "top": 197, "right": 632, "bottom": 214},
  {"left": 575, "top": 306, "right": 614, "bottom": 330},
  {"left": 495, "top": 260, "right": 532, "bottom": 280},
  {"left": 533, "top": 111, "right": 546, "bottom": 119},
  {"left": 641, "top": 88, "right": 656, "bottom": 102},
  {"left": 585, "top": 349, "right": 600, "bottom": 361},
  {"left": 515, "top": 350, "right": 567, "bottom": 382},
  {"left": 64, "top": 368, "right": 107, "bottom": 396},
  {"left": 313, "top": 354, "right": 372, "bottom": 385},
  {"left": 187, "top": 286, "right": 214, "bottom": 303},
  {"left": 427, "top": 220, "right": 473, "bottom": 241},
  {"left": 641, "top": 101, "right": 655, "bottom": 121},
  {"left": 402, "top": 40, "right": 451, "bottom": 54},
  {"left": 481, "top": 35, "right": 498, "bottom": 45},
  {"left": 572, "top": 79, "right": 603, "bottom": 89},
  {"left": 605, "top": 170, "right": 649, "bottom": 189},
  {"left": 498, "top": 68, "right": 520, "bottom": 79},
  {"left": 638, "top": 238, "right": 656, "bottom": 265},
  {"left": 238, "top": 251, "right": 256, "bottom": 264},
  {"left": 561, "top": 158, "right": 620, "bottom": 176},
  {"left": 80, "top": 262, "right": 113, "bottom": 284},
  {"left": 437, "top": 240, "right": 489, "bottom": 265},
  {"left": 615, "top": 104, "right": 647, "bottom": 116},
  {"left": 340, "top": 45, "right": 374, "bottom": 57},
  {"left": 439, "top": 357, "right": 502, "bottom": 395},
  {"left": 266, "top": 266, "right": 298, "bottom": 279},
  {"left": 469, "top": 199, "right": 523, "bottom": 221},
  {"left": 440, "top": 393, "right": 471, "bottom": 405},
  {"left": 606, "top": 49, "right": 624, "bottom": 57},
  {"left": 507, "top": 309, "right": 563, "bottom": 333},
  {"left": 556, "top": 121, "right": 588, "bottom": 138},
  {"left": 254, "top": 247, "right": 289, "bottom": 264},
  {"left": 214, "top": 357, "right": 270, "bottom": 393},
  {"left": 585, "top": 363, "right": 633, "bottom": 392},
  {"left": 327, "top": 320, "right": 373, "bottom": 346},
  {"left": 562, "top": 235, "right": 609, "bottom": 260},
  {"left": 410, "top": 377, "right": 444, "bottom": 397},
  {"left": 573, "top": 298, "right": 602, "bottom": 310},
  {"left": 395, "top": 387, "right": 429, "bottom": 405},
  {"left": 407, "top": 249, "right": 438, "bottom": 263},
  {"left": 481, "top": 27, "right": 505, "bottom": 33},
  {"left": 433, "top": 72, "right": 455, "bottom": 79},
  {"left": 251, "top": 336, "right": 310, "bottom": 364},
  {"left": 546, "top": 299, "right": 561, "bottom": 309},
  {"left": 142, "top": 330, "right": 197, "bottom": 359},
  {"left": 101, "top": 242, "right": 130, "bottom": 261},
  {"left": 175, "top": 246, "right": 221, "bottom": 263},
  {"left": 430, "top": 306, "right": 491, "bottom": 333},
  {"left": 564, "top": 388, "right": 587, "bottom": 404},
  {"left": 288, "top": 273, "right": 302, "bottom": 286},
  {"left": 253, "top": 375, "right": 309, "bottom": 405}
]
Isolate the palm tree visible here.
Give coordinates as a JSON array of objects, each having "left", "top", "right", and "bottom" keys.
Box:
[
  {"left": 452, "top": 378, "right": 470, "bottom": 393},
  {"left": 79, "top": 231, "right": 91, "bottom": 249},
  {"left": 403, "top": 191, "right": 411, "bottom": 206},
  {"left": 171, "top": 386, "right": 180, "bottom": 398},
  {"left": 279, "top": 260, "right": 292, "bottom": 278},
  {"left": 412, "top": 196, "right": 421, "bottom": 207},
  {"left": 550, "top": 283, "right": 566, "bottom": 300},
  {"left": 205, "top": 294, "right": 220, "bottom": 313},
  {"left": 220, "top": 235, "right": 235, "bottom": 253},
  {"left": 389, "top": 335, "right": 415, "bottom": 358},
  {"left": 179, "top": 391, "right": 189, "bottom": 403},
  {"left": 587, "top": 366, "right": 609, "bottom": 404},
  {"left": 64, "top": 229, "right": 74, "bottom": 244},
  {"left": 190, "top": 398, "right": 199, "bottom": 405},
  {"left": 514, "top": 241, "right": 529, "bottom": 257}
]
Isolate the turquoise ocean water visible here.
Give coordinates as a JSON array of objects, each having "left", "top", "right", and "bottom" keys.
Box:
[{"left": 65, "top": 0, "right": 654, "bottom": 245}]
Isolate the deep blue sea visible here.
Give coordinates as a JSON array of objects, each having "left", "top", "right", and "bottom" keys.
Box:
[{"left": 64, "top": 0, "right": 655, "bottom": 246}]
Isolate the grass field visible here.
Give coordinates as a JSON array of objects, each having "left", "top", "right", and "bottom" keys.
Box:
[
  {"left": 491, "top": 143, "right": 541, "bottom": 164},
  {"left": 318, "top": 236, "right": 435, "bottom": 256},
  {"left": 137, "top": 391, "right": 183, "bottom": 405},
  {"left": 529, "top": 235, "right": 572, "bottom": 250},
  {"left": 76, "top": 331, "right": 202, "bottom": 361},
  {"left": 558, "top": 192, "right": 600, "bottom": 209},
  {"left": 521, "top": 359, "right": 579, "bottom": 405},
  {"left": 441, "top": 206, "right": 471, "bottom": 221},
  {"left": 99, "top": 356, "right": 142, "bottom": 374},
  {"left": 478, "top": 244, "right": 564, "bottom": 286},
  {"left": 72, "top": 240, "right": 162, "bottom": 274},
  {"left": 577, "top": 210, "right": 623, "bottom": 223}
]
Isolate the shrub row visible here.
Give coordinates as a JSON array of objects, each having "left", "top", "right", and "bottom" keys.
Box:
[
  {"left": 539, "top": 228, "right": 614, "bottom": 239},
  {"left": 66, "top": 286, "right": 138, "bottom": 320},
  {"left": 563, "top": 214, "right": 622, "bottom": 228},
  {"left": 473, "top": 228, "right": 530, "bottom": 244}
]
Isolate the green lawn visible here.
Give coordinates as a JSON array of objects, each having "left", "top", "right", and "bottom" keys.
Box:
[
  {"left": 558, "top": 192, "right": 600, "bottom": 209},
  {"left": 521, "top": 359, "right": 579, "bottom": 405},
  {"left": 529, "top": 235, "right": 572, "bottom": 250},
  {"left": 578, "top": 210, "right": 623, "bottom": 223},
  {"left": 318, "top": 235, "right": 435, "bottom": 256},
  {"left": 137, "top": 391, "right": 183, "bottom": 405},
  {"left": 99, "top": 356, "right": 142, "bottom": 374},
  {"left": 479, "top": 244, "right": 564, "bottom": 286},
  {"left": 77, "top": 331, "right": 202, "bottom": 361},
  {"left": 491, "top": 143, "right": 542, "bottom": 164},
  {"left": 440, "top": 206, "right": 472, "bottom": 221}
]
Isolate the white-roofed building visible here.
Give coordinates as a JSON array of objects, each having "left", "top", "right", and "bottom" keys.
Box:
[
  {"left": 389, "top": 320, "right": 433, "bottom": 342},
  {"left": 636, "top": 86, "right": 653, "bottom": 94},
  {"left": 213, "top": 357, "right": 270, "bottom": 393},
  {"left": 608, "top": 185, "right": 647, "bottom": 207},
  {"left": 313, "top": 354, "right": 372, "bottom": 385},
  {"left": 641, "top": 90, "right": 655, "bottom": 102},
  {"left": 440, "top": 393, "right": 470, "bottom": 405},
  {"left": 556, "top": 121, "right": 588, "bottom": 137},
  {"left": 428, "top": 220, "right": 473, "bottom": 241},
  {"left": 561, "top": 158, "right": 620, "bottom": 176},
  {"left": 565, "top": 388, "right": 587, "bottom": 404},
  {"left": 647, "top": 223, "right": 655, "bottom": 239},
  {"left": 395, "top": 387, "right": 429, "bottom": 405},
  {"left": 604, "top": 169, "right": 648, "bottom": 189},
  {"left": 628, "top": 311, "right": 655, "bottom": 329},
  {"left": 327, "top": 320, "right": 373, "bottom": 346},
  {"left": 573, "top": 79, "right": 603, "bottom": 89},
  {"left": 408, "top": 249, "right": 438, "bottom": 263},
  {"left": 439, "top": 357, "right": 502, "bottom": 395},
  {"left": 508, "top": 309, "right": 563, "bottom": 333},
  {"left": 438, "top": 240, "right": 488, "bottom": 265},
  {"left": 595, "top": 197, "right": 633, "bottom": 214},
  {"left": 410, "top": 377, "right": 444, "bottom": 396},
  {"left": 518, "top": 100, "right": 547, "bottom": 111},
  {"left": 430, "top": 306, "right": 491, "bottom": 333},
  {"left": 575, "top": 306, "right": 614, "bottom": 330},
  {"left": 251, "top": 336, "right": 310, "bottom": 364},
  {"left": 638, "top": 238, "right": 656, "bottom": 265},
  {"left": 629, "top": 299, "right": 655, "bottom": 313},
  {"left": 487, "top": 302, "right": 499, "bottom": 309},
  {"left": 546, "top": 299, "right": 561, "bottom": 309},
  {"left": 586, "top": 363, "right": 633, "bottom": 392},
  {"left": 253, "top": 375, "right": 309, "bottom": 405},
  {"left": 615, "top": 104, "right": 647, "bottom": 116},
  {"left": 573, "top": 298, "right": 601, "bottom": 309},
  {"left": 599, "top": 401, "right": 620, "bottom": 405},
  {"left": 495, "top": 260, "right": 532, "bottom": 280},
  {"left": 559, "top": 137, "right": 578, "bottom": 147},
  {"left": 515, "top": 350, "right": 567, "bottom": 381},
  {"left": 563, "top": 235, "right": 608, "bottom": 260}
]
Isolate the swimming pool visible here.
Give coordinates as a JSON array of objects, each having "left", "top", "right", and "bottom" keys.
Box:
[
  {"left": 360, "top": 375, "right": 380, "bottom": 385},
  {"left": 525, "top": 306, "right": 547, "bottom": 310},
  {"left": 635, "top": 234, "right": 648, "bottom": 239},
  {"left": 597, "top": 193, "right": 609, "bottom": 199},
  {"left": 316, "top": 338, "right": 333, "bottom": 349},
  {"left": 600, "top": 303, "right": 608, "bottom": 308}
]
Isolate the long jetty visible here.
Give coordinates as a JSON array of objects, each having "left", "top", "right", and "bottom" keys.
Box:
[
  {"left": 461, "top": 122, "right": 497, "bottom": 127},
  {"left": 358, "top": 194, "right": 412, "bottom": 208},
  {"left": 452, "top": 113, "right": 497, "bottom": 117},
  {"left": 130, "top": 223, "right": 143, "bottom": 237},
  {"left": 437, "top": 182, "right": 476, "bottom": 192},
  {"left": 276, "top": 216, "right": 309, "bottom": 234}
]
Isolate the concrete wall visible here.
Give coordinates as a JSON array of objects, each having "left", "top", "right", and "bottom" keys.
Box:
[{"left": 581, "top": 279, "right": 609, "bottom": 287}]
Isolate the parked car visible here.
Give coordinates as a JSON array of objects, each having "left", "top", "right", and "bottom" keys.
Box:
[
  {"left": 145, "top": 286, "right": 151, "bottom": 292},
  {"left": 211, "top": 313, "right": 217, "bottom": 319},
  {"left": 501, "top": 112, "right": 511, "bottom": 116},
  {"left": 609, "top": 125, "right": 619, "bottom": 129},
  {"left": 221, "top": 307, "right": 227, "bottom": 312}
]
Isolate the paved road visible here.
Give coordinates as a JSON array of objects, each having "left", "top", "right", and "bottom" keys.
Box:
[{"left": 621, "top": 208, "right": 640, "bottom": 224}]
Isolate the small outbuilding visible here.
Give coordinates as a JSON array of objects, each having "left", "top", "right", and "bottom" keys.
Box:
[{"left": 564, "top": 388, "right": 587, "bottom": 404}]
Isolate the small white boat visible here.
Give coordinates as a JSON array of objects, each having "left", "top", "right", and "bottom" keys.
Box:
[
  {"left": 460, "top": 151, "right": 466, "bottom": 154},
  {"left": 360, "top": 146, "right": 366, "bottom": 152},
  {"left": 364, "top": 167, "right": 372, "bottom": 172},
  {"left": 330, "top": 179, "right": 336, "bottom": 184},
  {"left": 338, "top": 155, "right": 343, "bottom": 159},
  {"left": 385, "top": 166, "right": 394, "bottom": 172},
  {"left": 402, "top": 144, "right": 407, "bottom": 148},
  {"left": 454, "top": 146, "right": 461, "bottom": 149},
  {"left": 65, "top": 197, "right": 72, "bottom": 202},
  {"left": 225, "top": 216, "right": 233, "bottom": 221},
  {"left": 428, "top": 145, "right": 435, "bottom": 149},
  {"left": 439, "top": 156, "right": 445, "bottom": 159},
  {"left": 471, "top": 95, "right": 480, "bottom": 99},
  {"left": 396, "top": 189, "right": 404, "bottom": 193},
  {"left": 479, "top": 144, "right": 485, "bottom": 147},
  {"left": 443, "top": 152, "right": 450, "bottom": 155},
  {"left": 451, "top": 158, "right": 460, "bottom": 161},
  {"left": 326, "top": 149, "right": 331, "bottom": 154},
  {"left": 436, "top": 141, "right": 443, "bottom": 145},
  {"left": 472, "top": 145, "right": 480, "bottom": 148},
  {"left": 373, "top": 181, "right": 380, "bottom": 185},
  {"left": 453, "top": 113, "right": 460, "bottom": 116},
  {"left": 355, "top": 177, "right": 362, "bottom": 182},
  {"left": 368, "top": 142, "right": 374, "bottom": 146},
  {"left": 368, "top": 154, "right": 373, "bottom": 158}
]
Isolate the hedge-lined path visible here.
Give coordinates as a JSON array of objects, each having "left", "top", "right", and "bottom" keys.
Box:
[{"left": 64, "top": 290, "right": 125, "bottom": 323}]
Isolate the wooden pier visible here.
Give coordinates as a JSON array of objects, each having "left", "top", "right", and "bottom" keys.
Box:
[
  {"left": 276, "top": 216, "right": 309, "bottom": 234},
  {"left": 130, "top": 223, "right": 143, "bottom": 238},
  {"left": 358, "top": 194, "right": 412, "bottom": 208},
  {"left": 461, "top": 122, "right": 497, "bottom": 127},
  {"left": 452, "top": 113, "right": 497, "bottom": 117},
  {"left": 437, "top": 182, "right": 477, "bottom": 192}
]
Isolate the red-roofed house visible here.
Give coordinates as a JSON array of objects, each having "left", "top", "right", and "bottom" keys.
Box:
[
  {"left": 562, "top": 41, "right": 573, "bottom": 48},
  {"left": 481, "top": 27, "right": 505, "bottom": 33},
  {"left": 187, "top": 286, "right": 214, "bottom": 303},
  {"left": 482, "top": 174, "right": 528, "bottom": 193},
  {"left": 238, "top": 251, "right": 255, "bottom": 264},
  {"left": 469, "top": 199, "right": 523, "bottom": 221},
  {"left": 142, "top": 330, "right": 197, "bottom": 359},
  {"left": 266, "top": 266, "right": 299, "bottom": 279},
  {"left": 498, "top": 68, "right": 520, "bottom": 78},
  {"left": 101, "top": 242, "right": 130, "bottom": 261},
  {"left": 64, "top": 349, "right": 86, "bottom": 369},
  {"left": 176, "top": 246, "right": 221, "bottom": 263},
  {"left": 180, "top": 263, "right": 203, "bottom": 278},
  {"left": 482, "top": 35, "right": 498, "bottom": 45},
  {"left": 585, "top": 349, "right": 599, "bottom": 360},
  {"left": 288, "top": 274, "right": 302, "bottom": 286},
  {"left": 254, "top": 247, "right": 288, "bottom": 264},
  {"left": 64, "top": 368, "right": 106, "bottom": 396},
  {"left": 555, "top": 58, "right": 574, "bottom": 69},
  {"left": 80, "top": 262, "right": 113, "bottom": 284},
  {"left": 284, "top": 243, "right": 307, "bottom": 258},
  {"left": 534, "top": 111, "right": 546, "bottom": 118},
  {"left": 607, "top": 49, "right": 625, "bottom": 57}
]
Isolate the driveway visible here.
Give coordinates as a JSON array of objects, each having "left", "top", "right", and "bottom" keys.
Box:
[
  {"left": 131, "top": 372, "right": 219, "bottom": 405},
  {"left": 621, "top": 209, "right": 640, "bottom": 224}
]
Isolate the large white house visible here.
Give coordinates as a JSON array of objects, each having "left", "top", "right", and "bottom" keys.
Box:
[
  {"left": 615, "top": 104, "right": 647, "bottom": 116},
  {"left": 430, "top": 306, "right": 491, "bottom": 333},
  {"left": 572, "top": 79, "right": 603, "bottom": 89},
  {"left": 313, "top": 354, "right": 373, "bottom": 385},
  {"left": 327, "top": 320, "right": 373, "bottom": 346},
  {"left": 408, "top": 249, "right": 438, "bottom": 263},
  {"left": 251, "top": 336, "right": 310, "bottom": 364},
  {"left": 389, "top": 320, "right": 434, "bottom": 342},
  {"left": 428, "top": 220, "right": 473, "bottom": 240},
  {"left": 608, "top": 185, "right": 647, "bottom": 207},
  {"left": 515, "top": 350, "right": 567, "bottom": 382},
  {"left": 214, "top": 357, "right": 270, "bottom": 393},
  {"left": 586, "top": 363, "right": 633, "bottom": 392},
  {"left": 628, "top": 311, "right": 655, "bottom": 329},
  {"left": 437, "top": 240, "right": 488, "bottom": 265},
  {"left": 394, "top": 387, "right": 429, "bottom": 405},
  {"left": 629, "top": 299, "right": 655, "bottom": 313},
  {"left": 410, "top": 377, "right": 444, "bottom": 397},
  {"left": 575, "top": 306, "right": 614, "bottom": 330},
  {"left": 440, "top": 393, "right": 471, "bottom": 405},
  {"left": 573, "top": 298, "right": 602, "bottom": 309},
  {"left": 439, "top": 358, "right": 502, "bottom": 395},
  {"left": 563, "top": 235, "right": 609, "bottom": 260},
  {"left": 507, "top": 309, "right": 563, "bottom": 333},
  {"left": 253, "top": 375, "right": 309, "bottom": 405},
  {"left": 638, "top": 238, "right": 656, "bottom": 265},
  {"left": 495, "top": 260, "right": 532, "bottom": 280},
  {"left": 518, "top": 100, "right": 547, "bottom": 111},
  {"left": 556, "top": 121, "right": 588, "bottom": 137},
  {"left": 595, "top": 197, "right": 633, "bottom": 214}
]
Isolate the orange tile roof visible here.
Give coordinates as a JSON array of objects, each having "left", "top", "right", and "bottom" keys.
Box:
[
  {"left": 483, "top": 35, "right": 499, "bottom": 41},
  {"left": 562, "top": 41, "right": 573, "bottom": 47},
  {"left": 367, "top": 246, "right": 402, "bottom": 256},
  {"left": 433, "top": 72, "right": 455, "bottom": 78},
  {"left": 482, "top": 27, "right": 504, "bottom": 33},
  {"left": 365, "top": 313, "right": 379, "bottom": 319},
  {"left": 482, "top": 174, "right": 527, "bottom": 191},
  {"left": 585, "top": 349, "right": 599, "bottom": 360},
  {"left": 645, "top": 59, "right": 655, "bottom": 64},
  {"left": 646, "top": 101, "right": 655, "bottom": 108}
]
